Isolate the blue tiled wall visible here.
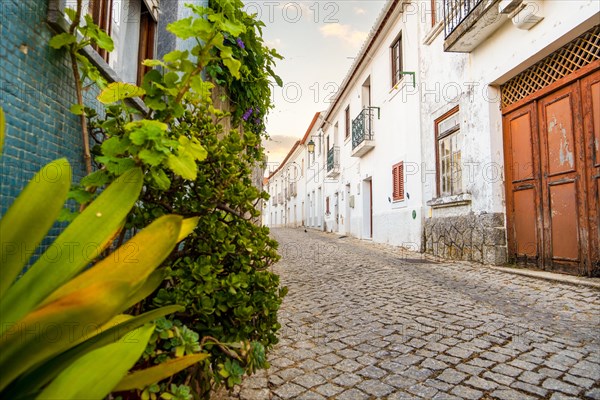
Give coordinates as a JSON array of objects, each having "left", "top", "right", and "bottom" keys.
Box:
[{"left": 0, "top": 0, "right": 100, "bottom": 252}]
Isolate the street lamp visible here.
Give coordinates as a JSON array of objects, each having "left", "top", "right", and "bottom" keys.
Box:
[{"left": 307, "top": 131, "right": 323, "bottom": 154}]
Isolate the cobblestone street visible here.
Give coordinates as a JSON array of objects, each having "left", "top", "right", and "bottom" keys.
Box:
[{"left": 223, "top": 228, "right": 600, "bottom": 400}]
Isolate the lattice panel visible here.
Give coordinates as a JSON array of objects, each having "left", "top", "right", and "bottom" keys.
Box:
[{"left": 501, "top": 25, "right": 600, "bottom": 108}]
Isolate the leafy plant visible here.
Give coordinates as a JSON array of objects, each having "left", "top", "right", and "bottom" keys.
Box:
[
  {"left": 47, "top": 0, "right": 286, "bottom": 398},
  {"left": 0, "top": 110, "right": 206, "bottom": 398}
]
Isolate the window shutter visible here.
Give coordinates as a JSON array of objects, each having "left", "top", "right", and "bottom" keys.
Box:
[{"left": 392, "top": 162, "right": 404, "bottom": 201}]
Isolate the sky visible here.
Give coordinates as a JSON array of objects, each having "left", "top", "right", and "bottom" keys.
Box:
[{"left": 242, "top": 1, "right": 388, "bottom": 168}]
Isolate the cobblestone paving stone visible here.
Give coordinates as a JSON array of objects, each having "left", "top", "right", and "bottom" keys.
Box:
[{"left": 217, "top": 228, "right": 600, "bottom": 399}]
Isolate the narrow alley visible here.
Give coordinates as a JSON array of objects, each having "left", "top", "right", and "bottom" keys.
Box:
[{"left": 224, "top": 228, "right": 600, "bottom": 400}]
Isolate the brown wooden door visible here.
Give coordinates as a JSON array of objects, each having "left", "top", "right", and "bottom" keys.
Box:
[
  {"left": 537, "top": 82, "right": 587, "bottom": 274},
  {"left": 503, "top": 104, "right": 543, "bottom": 267},
  {"left": 503, "top": 70, "right": 599, "bottom": 275},
  {"left": 581, "top": 70, "right": 600, "bottom": 273}
]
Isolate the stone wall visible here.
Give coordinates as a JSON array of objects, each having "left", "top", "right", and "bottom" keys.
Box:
[{"left": 424, "top": 212, "right": 507, "bottom": 265}]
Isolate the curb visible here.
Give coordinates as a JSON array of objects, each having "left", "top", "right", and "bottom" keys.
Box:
[{"left": 490, "top": 266, "right": 600, "bottom": 289}]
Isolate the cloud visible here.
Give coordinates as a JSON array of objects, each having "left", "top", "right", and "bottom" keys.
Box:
[
  {"left": 319, "top": 23, "right": 368, "bottom": 48},
  {"left": 265, "top": 38, "right": 283, "bottom": 49},
  {"left": 263, "top": 135, "right": 299, "bottom": 166},
  {"left": 353, "top": 7, "right": 366, "bottom": 15}
]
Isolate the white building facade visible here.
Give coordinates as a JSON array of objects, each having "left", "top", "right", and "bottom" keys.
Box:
[{"left": 264, "top": 0, "right": 599, "bottom": 275}]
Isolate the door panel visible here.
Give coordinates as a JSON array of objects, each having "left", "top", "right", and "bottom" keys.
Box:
[
  {"left": 581, "top": 71, "right": 600, "bottom": 275},
  {"left": 549, "top": 181, "right": 580, "bottom": 261},
  {"left": 538, "top": 83, "right": 587, "bottom": 272},
  {"left": 513, "top": 188, "right": 538, "bottom": 257},
  {"left": 510, "top": 113, "right": 535, "bottom": 181},
  {"left": 544, "top": 95, "right": 577, "bottom": 176},
  {"left": 503, "top": 104, "right": 542, "bottom": 265}
]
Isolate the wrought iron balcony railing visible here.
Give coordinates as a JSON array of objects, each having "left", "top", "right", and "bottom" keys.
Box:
[
  {"left": 327, "top": 146, "right": 340, "bottom": 173},
  {"left": 444, "top": 0, "right": 483, "bottom": 38},
  {"left": 352, "top": 107, "right": 376, "bottom": 150}
]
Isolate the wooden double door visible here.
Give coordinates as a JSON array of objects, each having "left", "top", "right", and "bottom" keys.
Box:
[{"left": 503, "top": 68, "right": 600, "bottom": 275}]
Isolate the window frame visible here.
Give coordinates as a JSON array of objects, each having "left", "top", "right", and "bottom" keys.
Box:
[
  {"left": 434, "top": 106, "right": 462, "bottom": 198},
  {"left": 392, "top": 161, "right": 405, "bottom": 202},
  {"left": 345, "top": 106, "right": 351, "bottom": 139},
  {"left": 391, "top": 32, "right": 403, "bottom": 87},
  {"left": 48, "top": 0, "right": 158, "bottom": 87}
]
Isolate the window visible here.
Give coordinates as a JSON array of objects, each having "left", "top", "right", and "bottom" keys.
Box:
[
  {"left": 325, "top": 196, "right": 330, "bottom": 214},
  {"left": 431, "top": 0, "right": 443, "bottom": 26},
  {"left": 391, "top": 33, "right": 403, "bottom": 86},
  {"left": 51, "top": 0, "right": 158, "bottom": 85},
  {"left": 392, "top": 162, "right": 404, "bottom": 201},
  {"left": 345, "top": 106, "right": 351, "bottom": 139},
  {"left": 435, "top": 107, "right": 462, "bottom": 197},
  {"left": 108, "top": 0, "right": 157, "bottom": 85}
]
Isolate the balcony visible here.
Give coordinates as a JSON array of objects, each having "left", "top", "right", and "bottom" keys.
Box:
[
  {"left": 351, "top": 107, "right": 376, "bottom": 157},
  {"left": 443, "top": 0, "right": 509, "bottom": 53},
  {"left": 326, "top": 146, "right": 340, "bottom": 177}
]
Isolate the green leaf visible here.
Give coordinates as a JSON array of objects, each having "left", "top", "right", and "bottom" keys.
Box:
[
  {"left": 101, "top": 136, "right": 128, "bottom": 157},
  {"left": 151, "top": 169, "right": 171, "bottom": 190},
  {"left": 143, "top": 59, "right": 167, "bottom": 68},
  {"left": 42, "top": 215, "right": 183, "bottom": 305},
  {"left": 223, "top": 58, "right": 241, "bottom": 79},
  {"left": 163, "top": 50, "right": 189, "bottom": 64},
  {"left": 67, "top": 187, "right": 93, "bottom": 204},
  {"left": 178, "top": 217, "right": 200, "bottom": 242},
  {"left": 97, "top": 82, "right": 146, "bottom": 104},
  {"left": 69, "top": 104, "right": 85, "bottom": 115},
  {"left": 0, "top": 168, "right": 143, "bottom": 329},
  {"left": 80, "top": 170, "right": 110, "bottom": 189},
  {"left": 126, "top": 120, "right": 168, "bottom": 145},
  {"left": 114, "top": 353, "right": 210, "bottom": 392},
  {"left": 35, "top": 325, "right": 155, "bottom": 400},
  {"left": 49, "top": 32, "right": 77, "bottom": 49},
  {"left": 0, "top": 280, "right": 132, "bottom": 391},
  {"left": 167, "top": 153, "right": 197, "bottom": 181},
  {"left": 178, "top": 136, "right": 208, "bottom": 162},
  {"left": 5, "top": 306, "right": 182, "bottom": 398},
  {"left": 166, "top": 17, "right": 195, "bottom": 39},
  {"left": 93, "top": 28, "right": 114, "bottom": 52},
  {"left": 166, "top": 18, "right": 212, "bottom": 40},
  {"left": 189, "top": 76, "right": 214, "bottom": 100},
  {"left": 208, "top": 13, "right": 246, "bottom": 36},
  {"left": 64, "top": 7, "right": 77, "bottom": 21},
  {"left": 0, "top": 159, "right": 71, "bottom": 300},
  {"left": 138, "top": 149, "right": 165, "bottom": 166}
]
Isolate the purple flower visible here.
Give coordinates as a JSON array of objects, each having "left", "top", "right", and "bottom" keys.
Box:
[
  {"left": 236, "top": 38, "right": 245, "bottom": 49},
  {"left": 242, "top": 108, "right": 253, "bottom": 121}
]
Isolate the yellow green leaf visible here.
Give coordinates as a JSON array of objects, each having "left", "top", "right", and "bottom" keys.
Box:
[
  {"left": 0, "top": 281, "right": 132, "bottom": 391},
  {"left": 167, "top": 153, "right": 197, "bottom": 180},
  {"left": 5, "top": 306, "right": 182, "bottom": 397},
  {"left": 42, "top": 215, "right": 183, "bottom": 305},
  {"left": 35, "top": 325, "right": 155, "bottom": 400},
  {"left": 114, "top": 353, "right": 210, "bottom": 392},
  {"left": 97, "top": 82, "right": 146, "bottom": 104},
  {"left": 0, "top": 159, "right": 71, "bottom": 300},
  {"left": 0, "top": 168, "right": 143, "bottom": 329},
  {"left": 177, "top": 217, "right": 199, "bottom": 242}
]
